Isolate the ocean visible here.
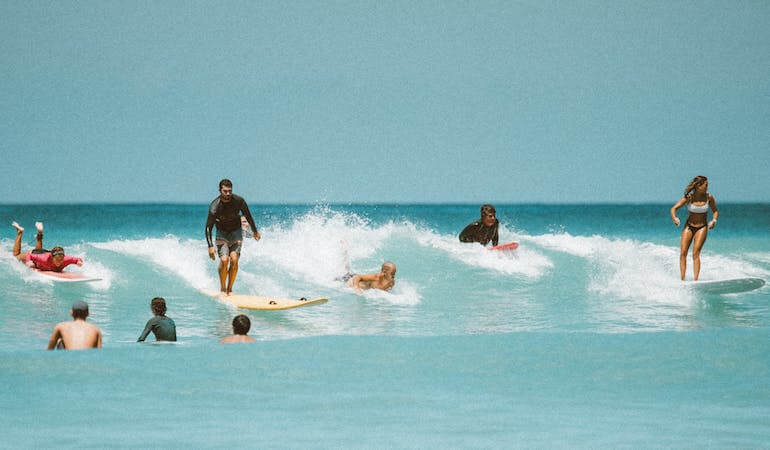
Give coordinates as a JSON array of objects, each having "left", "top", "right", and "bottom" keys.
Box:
[{"left": 1, "top": 203, "right": 768, "bottom": 447}]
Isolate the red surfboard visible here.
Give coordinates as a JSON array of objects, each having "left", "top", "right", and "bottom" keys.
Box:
[{"left": 489, "top": 241, "right": 519, "bottom": 251}]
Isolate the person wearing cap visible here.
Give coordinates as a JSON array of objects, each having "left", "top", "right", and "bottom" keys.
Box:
[
  {"left": 47, "top": 301, "right": 103, "bottom": 350},
  {"left": 205, "top": 179, "right": 260, "bottom": 296},
  {"left": 11, "top": 221, "right": 83, "bottom": 272},
  {"left": 137, "top": 297, "right": 177, "bottom": 342},
  {"left": 220, "top": 315, "right": 256, "bottom": 344},
  {"left": 458, "top": 204, "right": 500, "bottom": 247}
]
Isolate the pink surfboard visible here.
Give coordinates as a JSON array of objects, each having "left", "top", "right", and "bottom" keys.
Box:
[{"left": 489, "top": 241, "right": 519, "bottom": 251}]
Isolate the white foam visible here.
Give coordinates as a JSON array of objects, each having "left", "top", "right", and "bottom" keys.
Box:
[
  {"left": 92, "top": 236, "right": 215, "bottom": 290},
  {"left": 521, "top": 232, "right": 769, "bottom": 305},
  {"left": 355, "top": 280, "right": 422, "bottom": 306},
  {"left": 416, "top": 224, "right": 553, "bottom": 278}
]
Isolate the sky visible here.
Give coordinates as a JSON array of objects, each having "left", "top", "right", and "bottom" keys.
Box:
[{"left": 1, "top": 0, "right": 768, "bottom": 204}]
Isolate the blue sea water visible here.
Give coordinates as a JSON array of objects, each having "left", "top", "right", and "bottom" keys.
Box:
[{"left": 1, "top": 203, "right": 768, "bottom": 447}]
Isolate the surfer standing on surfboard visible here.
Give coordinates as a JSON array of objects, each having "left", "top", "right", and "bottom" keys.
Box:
[
  {"left": 670, "top": 175, "right": 719, "bottom": 281},
  {"left": 459, "top": 204, "right": 499, "bottom": 247},
  {"left": 205, "top": 179, "right": 260, "bottom": 295},
  {"left": 10, "top": 221, "right": 83, "bottom": 272}
]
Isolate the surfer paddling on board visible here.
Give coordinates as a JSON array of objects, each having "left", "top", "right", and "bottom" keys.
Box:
[
  {"left": 670, "top": 175, "right": 719, "bottom": 281},
  {"left": 205, "top": 179, "right": 260, "bottom": 295},
  {"left": 337, "top": 241, "right": 397, "bottom": 294},
  {"left": 11, "top": 221, "right": 83, "bottom": 272},
  {"left": 459, "top": 204, "right": 499, "bottom": 246}
]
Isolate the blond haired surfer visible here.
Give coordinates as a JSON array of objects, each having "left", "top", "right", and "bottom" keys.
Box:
[{"left": 338, "top": 241, "right": 397, "bottom": 294}]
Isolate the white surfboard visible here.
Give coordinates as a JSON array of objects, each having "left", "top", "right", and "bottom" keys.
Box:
[
  {"left": 201, "top": 289, "right": 328, "bottom": 310},
  {"left": 687, "top": 278, "right": 765, "bottom": 295},
  {"left": 31, "top": 268, "right": 101, "bottom": 283}
]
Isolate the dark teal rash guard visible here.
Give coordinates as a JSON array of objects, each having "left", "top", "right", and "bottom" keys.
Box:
[{"left": 137, "top": 316, "right": 177, "bottom": 342}]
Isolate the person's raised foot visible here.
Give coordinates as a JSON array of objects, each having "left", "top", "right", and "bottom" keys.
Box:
[
  {"left": 35, "top": 222, "right": 44, "bottom": 233},
  {"left": 11, "top": 222, "right": 24, "bottom": 233}
]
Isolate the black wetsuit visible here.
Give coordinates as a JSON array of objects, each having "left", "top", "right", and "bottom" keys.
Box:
[
  {"left": 205, "top": 194, "right": 258, "bottom": 248},
  {"left": 137, "top": 316, "right": 177, "bottom": 342},
  {"left": 459, "top": 220, "right": 499, "bottom": 246}
]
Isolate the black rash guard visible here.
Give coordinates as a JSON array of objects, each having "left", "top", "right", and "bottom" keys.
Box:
[
  {"left": 458, "top": 220, "right": 499, "bottom": 246},
  {"left": 205, "top": 194, "right": 258, "bottom": 248}
]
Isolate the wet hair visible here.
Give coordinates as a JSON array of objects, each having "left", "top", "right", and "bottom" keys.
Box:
[
  {"left": 684, "top": 176, "right": 708, "bottom": 199},
  {"left": 232, "top": 314, "right": 251, "bottom": 335},
  {"left": 381, "top": 261, "right": 397, "bottom": 275},
  {"left": 480, "top": 204, "right": 496, "bottom": 217},
  {"left": 151, "top": 297, "right": 167, "bottom": 316},
  {"left": 71, "top": 300, "right": 89, "bottom": 319},
  {"left": 50, "top": 246, "right": 65, "bottom": 257},
  {"left": 219, "top": 179, "right": 233, "bottom": 190}
]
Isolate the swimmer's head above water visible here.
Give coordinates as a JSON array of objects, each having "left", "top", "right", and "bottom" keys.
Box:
[
  {"left": 381, "top": 261, "right": 396, "bottom": 278},
  {"left": 151, "top": 297, "right": 167, "bottom": 316},
  {"left": 232, "top": 314, "right": 251, "bottom": 335},
  {"left": 71, "top": 300, "right": 89, "bottom": 320},
  {"left": 480, "top": 204, "right": 497, "bottom": 227}
]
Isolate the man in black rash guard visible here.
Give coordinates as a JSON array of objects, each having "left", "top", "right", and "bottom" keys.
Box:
[
  {"left": 458, "top": 204, "right": 499, "bottom": 247},
  {"left": 205, "top": 179, "right": 261, "bottom": 295}
]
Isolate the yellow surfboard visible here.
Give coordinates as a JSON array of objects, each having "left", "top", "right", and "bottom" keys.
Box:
[{"left": 201, "top": 289, "right": 328, "bottom": 310}]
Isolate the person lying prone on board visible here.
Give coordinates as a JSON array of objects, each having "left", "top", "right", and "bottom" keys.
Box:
[
  {"left": 340, "top": 262, "right": 397, "bottom": 294},
  {"left": 11, "top": 221, "right": 83, "bottom": 272},
  {"left": 336, "top": 240, "right": 397, "bottom": 294}
]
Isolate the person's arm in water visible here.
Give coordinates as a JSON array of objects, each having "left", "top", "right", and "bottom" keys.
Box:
[
  {"left": 708, "top": 195, "right": 719, "bottom": 229},
  {"left": 670, "top": 197, "right": 687, "bottom": 226},
  {"left": 239, "top": 199, "right": 260, "bottom": 240},
  {"left": 137, "top": 318, "right": 155, "bottom": 342},
  {"left": 348, "top": 273, "right": 381, "bottom": 294},
  {"left": 205, "top": 210, "right": 217, "bottom": 260},
  {"left": 95, "top": 328, "right": 102, "bottom": 348},
  {"left": 46, "top": 324, "right": 63, "bottom": 350}
]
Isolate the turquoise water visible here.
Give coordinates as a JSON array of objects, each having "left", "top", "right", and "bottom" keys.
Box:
[{"left": 1, "top": 204, "right": 769, "bottom": 447}]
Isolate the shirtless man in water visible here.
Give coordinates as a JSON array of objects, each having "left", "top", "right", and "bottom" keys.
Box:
[
  {"left": 220, "top": 315, "right": 256, "bottom": 344},
  {"left": 47, "top": 301, "right": 102, "bottom": 350},
  {"left": 345, "top": 262, "right": 397, "bottom": 294},
  {"left": 338, "top": 242, "right": 397, "bottom": 293}
]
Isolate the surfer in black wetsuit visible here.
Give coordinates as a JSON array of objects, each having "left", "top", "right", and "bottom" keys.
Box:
[
  {"left": 137, "top": 297, "right": 177, "bottom": 342},
  {"left": 205, "top": 179, "right": 260, "bottom": 295},
  {"left": 459, "top": 204, "right": 499, "bottom": 247}
]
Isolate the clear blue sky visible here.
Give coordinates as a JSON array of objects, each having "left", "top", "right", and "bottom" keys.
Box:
[{"left": 1, "top": 0, "right": 768, "bottom": 203}]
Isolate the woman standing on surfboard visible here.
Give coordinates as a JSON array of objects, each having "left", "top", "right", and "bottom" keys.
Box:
[
  {"left": 670, "top": 176, "right": 719, "bottom": 281},
  {"left": 10, "top": 221, "right": 83, "bottom": 272}
]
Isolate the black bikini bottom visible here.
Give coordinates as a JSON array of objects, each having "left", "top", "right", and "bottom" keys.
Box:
[{"left": 686, "top": 223, "right": 707, "bottom": 234}]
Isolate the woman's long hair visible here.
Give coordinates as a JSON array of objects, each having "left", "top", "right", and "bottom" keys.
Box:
[{"left": 684, "top": 176, "right": 708, "bottom": 199}]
